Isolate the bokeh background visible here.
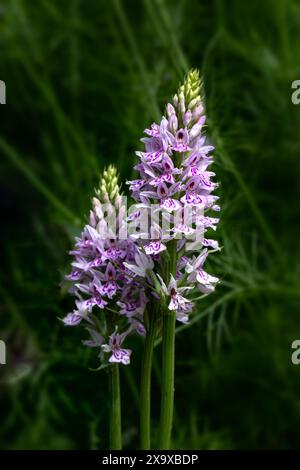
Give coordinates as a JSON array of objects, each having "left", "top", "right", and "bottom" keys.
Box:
[{"left": 0, "top": 0, "right": 300, "bottom": 450}]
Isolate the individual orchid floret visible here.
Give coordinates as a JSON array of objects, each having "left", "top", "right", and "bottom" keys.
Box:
[
  {"left": 123, "top": 249, "right": 154, "bottom": 278},
  {"left": 185, "top": 250, "right": 219, "bottom": 294},
  {"left": 102, "top": 331, "right": 132, "bottom": 365},
  {"left": 157, "top": 274, "right": 193, "bottom": 314},
  {"left": 62, "top": 299, "right": 95, "bottom": 326},
  {"left": 62, "top": 311, "right": 84, "bottom": 326},
  {"left": 144, "top": 241, "right": 167, "bottom": 256},
  {"left": 82, "top": 328, "right": 104, "bottom": 348}
]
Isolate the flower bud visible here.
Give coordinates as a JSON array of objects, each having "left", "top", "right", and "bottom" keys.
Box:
[
  {"left": 189, "top": 115, "right": 206, "bottom": 140},
  {"left": 188, "top": 96, "right": 201, "bottom": 110},
  {"left": 179, "top": 92, "right": 186, "bottom": 115},
  {"left": 96, "top": 165, "right": 122, "bottom": 206},
  {"left": 169, "top": 114, "right": 178, "bottom": 133},
  {"left": 166, "top": 103, "right": 175, "bottom": 117},
  {"left": 179, "top": 69, "right": 202, "bottom": 110},
  {"left": 192, "top": 103, "right": 204, "bottom": 121},
  {"left": 183, "top": 109, "right": 192, "bottom": 126}
]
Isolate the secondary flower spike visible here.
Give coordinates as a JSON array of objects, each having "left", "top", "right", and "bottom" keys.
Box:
[
  {"left": 127, "top": 69, "right": 220, "bottom": 323},
  {"left": 63, "top": 165, "right": 150, "bottom": 366}
]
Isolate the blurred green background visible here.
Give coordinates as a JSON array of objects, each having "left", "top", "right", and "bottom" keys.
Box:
[{"left": 0, "top": 0, "right": 300, "bottom": 450}]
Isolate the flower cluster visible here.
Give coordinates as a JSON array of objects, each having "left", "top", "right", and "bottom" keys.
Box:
[
  {"left": 63, "top": 166, "right": 150, "bottom": 365},
  {"left": 63, "top": 71, "right": 220, "bottom": 366},
  {"left": 127, "top": 70, "right": 220, "bottom": 323}
]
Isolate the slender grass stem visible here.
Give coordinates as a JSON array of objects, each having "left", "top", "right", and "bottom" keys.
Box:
[
  {"left": 140, "top": 309, "right": 157, "bottom": 449},
  {"left": 154, "top": 0, "right": 189, "bottom": 74},
  {"left": 112, "top": 0, "right": 160, "bottom": 120},
  {"left": 143, "top": 0, "right": 183, "bottom": 79},
  {"left": 109, "top": 364, "right": 122, "bottom": 450}
]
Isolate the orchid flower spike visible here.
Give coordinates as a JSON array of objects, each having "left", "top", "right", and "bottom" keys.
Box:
[
  {"left": 127, "top": 69, "right": 220, "bottom": 324},
  {"left": 62, "top": 166, "right": 152, "bottom": 366}
]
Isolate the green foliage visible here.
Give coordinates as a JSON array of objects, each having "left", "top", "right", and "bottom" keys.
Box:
[{"left": 0, "top": 0, "right": 299, "bottom": 449}]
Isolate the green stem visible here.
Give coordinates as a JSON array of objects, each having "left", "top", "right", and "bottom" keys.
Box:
[
  {"left": 159, "top": 240, "right": 177, "bottom": 449},
  {"left": 109, "top": 364, "right": 122, "bottom": 450},
  {"left": 159, "top": 310, "right": 176, "bottom": 449},
  {"left": 140, "top": 310, "right": 157, "bottom": 449}
]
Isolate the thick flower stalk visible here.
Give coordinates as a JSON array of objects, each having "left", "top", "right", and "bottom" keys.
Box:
[{"left": 127, "top": 70, "right": 220, "bottom": 448}]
